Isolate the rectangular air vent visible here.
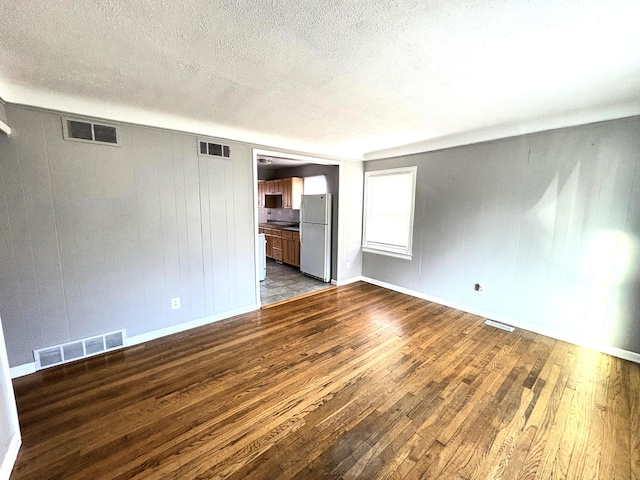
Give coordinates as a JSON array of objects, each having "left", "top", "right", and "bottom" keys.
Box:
[
  {"left": 484, "top": 320, "right": 515, "bottom": 332},
  {"left": 62, "top": 117, "right": 120, "bottom": 146},
  {"left": 63, "top": 341, "right": 84, "bottom": 361},
  {"left": 34, "top": 329, "right": 126, "bottom": 370},
  {"left": 105, "top": 331, "right": 124, "bottom": 349},
  {"left": 198, "top": 139, "right": 231, "bottom": 158},
  {"left": 38, "top": 347, "right": 63, "bottom": 368},
  {"left": 84, "top": 336, "right": 105, "bottom": 355}
]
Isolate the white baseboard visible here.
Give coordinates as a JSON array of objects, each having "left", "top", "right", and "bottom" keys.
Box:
[
  {"left": 0, "top": 432, "right": 21, "bottom": 480},
  {"left": 126, "top": 304, "right": 260, "bottom": 347},
  {"left": 335, "top": 275, "right": 365, "bottom": 286},
  {"left": 9, "top": 363, "right": 35, "bottom": 379},
  {"left": 361, "top": 276, "right": 640, "bottom": 365},
  {"left": 10, "top": 304, "right": 261, "bottom": 379},
  {"left": 600, "top": 345, "right": 640, "bottom": 364}
]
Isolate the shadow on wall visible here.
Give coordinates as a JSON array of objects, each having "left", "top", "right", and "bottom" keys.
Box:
[
  {"left": 364, "top": 117, "right": 640, "bottom": 354},
  {"left": 524, "top": 162, "right": 639, "bottom": 350}
]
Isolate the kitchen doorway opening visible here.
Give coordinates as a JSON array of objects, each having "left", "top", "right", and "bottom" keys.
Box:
[{"left": 252, "top": 149, "right": 341, "bottom": 308}]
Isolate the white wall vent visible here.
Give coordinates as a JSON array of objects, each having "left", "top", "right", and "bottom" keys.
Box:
[
  {"left": 198, "top": 139, "right": 230, "bottom": 158},
  {"left": 62, "top": 117, "right": 120, "bottom": 146},
  {"left": 33, "top": 329, "right": 126, "bottom": 370}
]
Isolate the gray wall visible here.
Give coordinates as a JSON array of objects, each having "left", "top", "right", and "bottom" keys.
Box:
[
  {"left": 0, "top": 105, "right": 256, "bottom": 366},
  {"left": 363, "top": 116, "right": 640, "bottom": 354}
]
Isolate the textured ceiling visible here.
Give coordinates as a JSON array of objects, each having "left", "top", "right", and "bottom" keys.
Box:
[{"left": 0, "top": 1, "right": 639, "bottom": 159}]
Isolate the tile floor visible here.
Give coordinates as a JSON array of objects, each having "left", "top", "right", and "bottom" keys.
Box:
[{"left": 260, "top": 259, "right": 332, "bottom": 306}]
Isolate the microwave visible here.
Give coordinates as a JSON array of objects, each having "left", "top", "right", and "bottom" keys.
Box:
[{"left": 264, "top": 194, "right": 282, "bottom": 208}]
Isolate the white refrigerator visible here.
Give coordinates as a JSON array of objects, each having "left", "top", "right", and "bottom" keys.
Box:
[{"left": 300, "top": 194, "right": 332, "bottom": 282}]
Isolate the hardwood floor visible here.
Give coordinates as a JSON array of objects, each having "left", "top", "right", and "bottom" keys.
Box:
[{"left": 10, "top": 282, "right": 640, "bottom": 479}]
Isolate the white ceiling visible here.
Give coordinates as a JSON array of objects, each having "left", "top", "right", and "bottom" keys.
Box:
[
  {"left": 257, "top": 156, "right": 308, "bottom": 170},
  {"left": 1, "top": 1, "right": 639, "bottom": 160}
]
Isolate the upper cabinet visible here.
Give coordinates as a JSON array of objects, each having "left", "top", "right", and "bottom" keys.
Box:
[
  {"left": 258, "top": 177, "right": 303, "bottom": 209},
  {"left": 281, "top": 178, "right": 303, "bottom": 209},
  {"left": 257, "top": 181, "right": 265, "bottom": 207}
]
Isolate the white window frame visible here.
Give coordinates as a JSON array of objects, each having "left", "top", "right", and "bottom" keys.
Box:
[{"left": 362, "top": 166, "right": 417, "bottom": 260}]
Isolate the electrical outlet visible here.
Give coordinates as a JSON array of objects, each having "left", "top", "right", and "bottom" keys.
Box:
[
  {"left": 171, "top": 297, "right": 181, "bottom": 309},
  {"left": 346, "top": 261, "right": 351, "bottom": 269},
  {"left": 474, "top": 284, "right": 486, "bottom": 295}
]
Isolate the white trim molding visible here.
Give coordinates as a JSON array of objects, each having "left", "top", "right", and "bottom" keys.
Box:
[
  {"left": 8, "top": 363, "right": 35, "bottom": 379},
  {"left": 361, "top": 276, "right": 640, "bottom": 365},
  {"left": 0, "top": 433, "right": 20, "bottom": 480},
  {"left": 126, "top": 304, "right": 260, "bottom": 347},
  {"left": 335, "top": 275, "right": 365, "bottom": 287},
  {"left": 0, "top": 119, "right": 10, "bottom": 136},
  {"left": 362, "top": 166, "right": 417, "bottom": 260}
]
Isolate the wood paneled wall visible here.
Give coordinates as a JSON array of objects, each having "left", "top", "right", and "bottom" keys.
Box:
[{"left": 0, "top": 106, "right": 256, "bottom": 366}]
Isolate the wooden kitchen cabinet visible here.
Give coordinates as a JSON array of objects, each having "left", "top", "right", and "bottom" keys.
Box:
[
  {"left": 282, "top": 232, "right": 300, "bottom": 267},
  {"left": 266, "top": 181, "right": 275, "bottom": 193},
  {"left": 281, "top": 178, "right": 303, "bottom": 209},
  {"left": 260, "top": 178, "right": 303, "bottom": 209},
  {"left": 272, "top": 234, "right": 283, "bottom": 261},
  {"left": 292, "top": 232, "right": 300, "bottom": 266},
  {"left": 265, "top": 230, "right": 273, "bottom": 258},
  {"left": 257, "top": 181, "right": 265, "bottom": 207},
  {"left": 267, "top": 180, "right": 282, "bottom": 193},
  {"left": 263, "top": 227, "right": 299, "bottom": 266}
]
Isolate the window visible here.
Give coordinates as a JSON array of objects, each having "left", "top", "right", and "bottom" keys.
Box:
[
  {"left": 303, "top": 175, "right": 327, "bottom": 194},
  {"left": 362, "top": 166, "right": 417, "bottom": 259}
]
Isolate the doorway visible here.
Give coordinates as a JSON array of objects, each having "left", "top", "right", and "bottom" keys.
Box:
[{"left": 253, "top": 149, "right": 341, "bottom": 307}]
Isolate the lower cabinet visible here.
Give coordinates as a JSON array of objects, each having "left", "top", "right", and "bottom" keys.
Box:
[
  {"left": 263, "top": 229, "right": 300, "bottom": 267},
  {"left": 272, "top": 235, "right": 283, "bottom": 262},
  {"left": 283, "top": 233, "right": 300, "bottom": 267}
]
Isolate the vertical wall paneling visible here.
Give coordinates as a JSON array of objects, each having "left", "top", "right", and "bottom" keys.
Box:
[
  {"left": 0, "top": 144, "right": 29, "bottom": 363},
  {"left": 91, "top": 125, "right": 124, "bottom": 333},
  {"left": 225, "top": 159, "right": 238, "bottom": 311},
  {"left": 169, "top": 135, "right": 192, "bottom": 324},
  {"left": 42, "top": 114, "right": 87, "bottom": 339},
  {"left": 0, "top": 105, "right": 258, "bottom": 367},
  {"left": 156, "top": 132, "right": 182, "bottom": 327},
  {"left": 181, "top": 137, "right": 206, "bottom": 320},
  {"left": 63, "top": 131, "right": 111, "bottom": 339},
  {"left": 10, "top": 109, "right": 68, "bottom": 345},
  {"left": 1, "top": 113, "right": 47, "bottom": 358},
  {"left": 133, "top": 128, "right": 168, "bottom": 331},
  {"left": 233, "top": 144, "right": 257, "bottom": 307},
  {"left": 363, "top": 116, "right": 640, "bottom": 355},
  {"left": 108, "top": 124, "right": 147, "bottom": 338},
  {"left": 199, "top": 156, "right": 215, "bottom": 316},
  {"left": 209, "top": 157, "right": 230, "bottom": 314}
]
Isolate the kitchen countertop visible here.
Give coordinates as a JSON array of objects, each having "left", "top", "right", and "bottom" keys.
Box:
[{"left": 259, "top": 222, "right": 300, "bottom": 232}]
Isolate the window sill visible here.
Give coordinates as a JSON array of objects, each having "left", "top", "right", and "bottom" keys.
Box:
[{"left": 361, "top": 246, "right": 412, "bottom": 260}]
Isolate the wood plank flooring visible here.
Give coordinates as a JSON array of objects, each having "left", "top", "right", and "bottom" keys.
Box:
[{"left": 10, "top": 282, "right": 640, "bottom": 479}]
